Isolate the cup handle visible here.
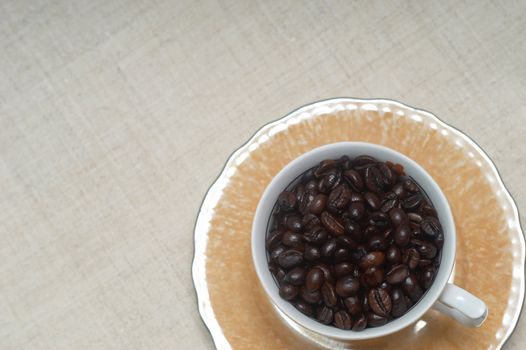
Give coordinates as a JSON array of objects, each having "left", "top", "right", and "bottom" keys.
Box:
[{"left": 432, "top": 283, "right": 488, "bottom": 327}]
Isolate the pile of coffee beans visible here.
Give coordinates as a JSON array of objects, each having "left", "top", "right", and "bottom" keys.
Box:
[{"left": 266, "top": 155, "right": 444, "bottom": 330}]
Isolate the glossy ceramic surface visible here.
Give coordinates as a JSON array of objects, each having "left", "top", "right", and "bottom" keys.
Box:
[{"left": 192, "top": 98, "right": 525, "bottom": 349}]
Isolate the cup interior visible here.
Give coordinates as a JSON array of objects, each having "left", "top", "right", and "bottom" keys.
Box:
[{"left": 251, "top": 142, "right": 456, "bottom": 340}]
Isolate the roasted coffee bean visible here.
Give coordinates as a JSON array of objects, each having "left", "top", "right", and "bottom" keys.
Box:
[
  {"left": 300, "top": 287, "right": 322, "bottom": 304},
  {"left": 367, "top": 313, "right": 388, "bottom": 327},
  {"left": 403, "top": 275, "right": 423, "bottom": 302},
  {"left": 386, "top": 265, "right": 409, "bottom": 284},
  {"left": 386, "top": 246, "right": 402, "bottom": 264},
  {"left": 314, "top": 159, "right": 337, "bottom": 178},
  {"left": 389, "top": 208, "right": 408, "bottom": 227},
  {"left": 335, "top": 276, "right": 360, "bottom": 297},
  {"left": 350, "top": 192, "right": 365, "bottom": 203},
  {"left": 394, "top": 225, "right": 411, "bottom": 247},
  {"left": 304, "top": 245, "right": 321, "bottom": 261},
  {"left": 278, "top": 191, "right": 296, "bottom": 212},
  {"left": 348, "top": 202, "right": 366, "bottom": 221},
  {"left": 343, "top": 169, "right": 364, "bottom": 190},
  {"left": 318, "top": 171, "right": 341, "bottom": 193},
  {"left": 352, "top": 314, "right": 368, "bottom": 331},
  {"left": 365, "top": 166, "right": 385, "bottom": 193},
  {"left": 402, "top": 194, "right": 423, "bottom": 210},
  {"left": 363, "top": 266, "right": 384, "bottom": 287},
  {"left": 391, "top": 288, "right": 408, "bottom": 317},
  {"left": 278, "top": 249, "right": 303, "bottom": 269},
  {"left": 360, "top": 251, "right": 385, "bottom": 269},
  {"left": 306, "top": 267, "right": 325, "bottom": 291},
  {"left": 304, "top": 226, "right": 328, "bottom": 245},
  {"left": 302, "top": 213, "right": 321, "bottom": 230},
  {"left": 308, "top": 194, "right": 327, "bottom": 215},
  {"left": 421, "top": 216, "right": 442, "bottom": 239},
  {"left": 295, "top": 300, "right": 314, "bottom": 316},
  {"left": 321, "top": 211, "right": 345, "bottom": 235},
  {"left": 334, "top": 262, "right": 354, "bottom": 278},
  {"left": 313, "top": 263, "right": 335, "bottom": 284},
  {"left": 279, "top": 284, "right": 298, "bottom": 300},
  {"left": 364, "top": 192, "right": 381, "bottom": 210},
  {"left": 369, "top": 212, "right": 390, "bottom": 227},
  {"left": 321, "top": 238, "right": 338, "bottom": 258},
  {"left": 406, "top": 248, "right": 421, "bottom": 270},
  {"left": 283, "top": 267, "right": 306, "bottom": 286},
  {"left": 368, "top": 288, "right": 392, "bottom": 317},
  {"left": 321, "top": 283, "right": 338, "bottom": 307},
  {"left": 403, "top": 179, "right": 419, "bottom": 193},
  {"left": 407, "top": 212, "right": 423, "bottom": 223},
  {"left": 345, "top": 220, "right": 363, "bottom": 241},
  {"left": 334, "top": 310, "right": 352, "bottom": 330},
  {"left": 267, "top": 155, "right": 443, "bottom": 330},
  {"left": 380, "top": 198, "right": 398, "bottom": 213},
  {"left": 270, "top": 245, "right": 286, "bottom": 262},
  {"left": 421, "top": 266, "right": 436, "bottom": 289},
  {"left": 328, "top": 184, "right": 352, "bottom": 211},
  {"left": 368, "top": 235, "right": 388, "bottom": 251},
  {"left": 316, "top": 305, "right": 334, "bottom": 324},
  {"left": 282, "top": 231, "right": 303, "bottom": 248}
]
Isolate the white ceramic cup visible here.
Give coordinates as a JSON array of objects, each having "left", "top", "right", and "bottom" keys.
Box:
[{"left": 252, "top": 142, "right": 488, "bottom": 341}]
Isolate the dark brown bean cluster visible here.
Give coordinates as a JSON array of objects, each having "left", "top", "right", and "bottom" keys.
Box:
[{"left": 266, "top": 155, "right": 443, "bottom": 330}]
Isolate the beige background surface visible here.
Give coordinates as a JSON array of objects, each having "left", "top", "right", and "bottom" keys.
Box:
[{"left": 0, "top": 0, "right": 525, "bottom": 349}]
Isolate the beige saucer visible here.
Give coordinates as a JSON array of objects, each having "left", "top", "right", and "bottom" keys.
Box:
[{"left": 192, "top": 98, "right": 525, "bottom": 349}]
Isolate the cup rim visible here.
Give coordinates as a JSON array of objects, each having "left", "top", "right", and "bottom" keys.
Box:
[{"left": 251, "top": 142, "right": 456, "bottom": 340}]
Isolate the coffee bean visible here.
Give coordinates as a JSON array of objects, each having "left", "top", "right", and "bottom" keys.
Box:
[
  {"left": 345, "top": 220, "right": 363, "bottom": 241},
  {"left": 391, "top": 288, "right": 408, "bottom": 317},
  {"left": 284, "top": 215, "right": 303, "bottom": 232},
  {"left": 379, "top": 163, "right": 396, "bottom": 188},
  {"left": 278, "top": 191, "right": 296, "bottom": 212},
  {"left": 313, "top": 263, "right": 335, "bottom": 284},
  {"left": 279, "top": 284, "right": 298, "bottom": 300},
  {"left": 348, "top": 202, "right": 366, "bottom": 221},
  {"left": 338, "top": 155, "right": 351, "bottom": 169},
  {"left": 392, "top": 182, "right": 406, "bottom": 198},
  {"left": 364, "top": 225, "right": 380, "bottom": 239},
  {"left": 435, "top": 232, "right": 444, "bottom": 249},
  {"left": 365, "top": 166, "right": 385, "bottom": 193},
  {"left": 270, "top": 245, "right": 286, "bottom": 262},
  {"left": 282, "top": 231, "right": 303, "bottom": 248},
  {"left": 360, "top": 251, "right": 385, "bottom": 269},
  {"left": 318, "top": 171, "right": 341, "bottom": 193},
  {"left": 321, "top": 211, "right": 345, "bottom": 235},
  {"left": 278, "top": 249, "right": 303, "bottom": 269},
  {"left": 344, "top": 296, "right": 362, "bottom": 315},
  {"left": 334, "top": 262, "right": 354, "bottom": 278},
  {"left": 328, "top": 184, "right": 351, "bottom": 212},
  {"left": 343, "top": 169, "right": 364, "bottom": 190},
  {"left": 368, "top": 235, "right": 388, "bottom": 251},
  {"left": 389, "top": 208, "right": 408, "bottom": 227},
  {"left": 304, "top": 245, "right": 321, "bottom": 262},
  {"left": 334, "top": 248, "right": 351, "bottom": 263},
  {"left": 403, "top": 179, "right": 419, "bottom": 193},
  {"left": 402, "top": 194, "right": 423, "bottom": 211},
  {"left": 302, "top": 213, "right": 321, "bottom": 230},
  {"left": 316, "top": 305, "right": 334, "bottom": 324},
  {"left": 403, "top": 275, "right": 423, "bottom": 301},
  {"left": 266, "top": 229, "right": 283, "bottom": 249},
  {"left": 321, "top": 283, "right": 338, "bottom": 307},
  {"left": 269, "top": 264, "right": 286, "bottom": 283},
  {"left": 300, "top": 287, "right": 322, "bottom": 304},
  {"left": 368, "top": 288, "right": 392, "bottom": 317},
  {"left": 306, "top": 268, "right": 324, "bottom": 291},
  {"left": 295, "top": 300, "right": 314, "bottom": 316},
  {"left": 336, "top": 235, "right": 357, "bottom": 250},
  {"left": 421, "top": 216, "right": 442, "bottom": 239},
  {"left": 418, "top": 259, "right": 433, "bottom": 267},
  {"left": 301, "top": 168, "right": 316, "bottom": 183},
  {"left": 352, "top": 314, "right": 367, "bottom": 331},
  {"left": 335, "top": 276, "right": 360, "bottom": 297},
  {"left": 367, "top": 313, "right": 388, "bottom": 327},
  {"left": 363, "top": 266, "right": 384, "bottom": 287},
  {"left": 369, "top": 212, "right": 390, "bottom": 227},
  {"left": 380, "top": 198, "right": 398, "bottom": 213},
  {"left": 321, "top": 238, "right": 337, "bottom": 258},
  {"left": 334, "top": 310, "right": 352, "bottom": 330},
  {"left": 364, "top": 192, "right": 381, "bottom": 210},
  {"left": 308, "top": 194, "right": 327, "bottom": 215},
  {"left": 386, "top": 265, "right": 409, "bottom": 284},
  {"left": 421, "top": 266, "right": 436, "bottom": 289},
  {"left": 413, "top": 239, "right": 437, "bottom": 259},
  {"left": 283, "top": 267, "right": 306, "bottom": 286},
  {"left": 298, "top": 191, "right": 315, "bottom": 214},
  {"left": 304, "top": 226, "right": 328, "bottom": 245},
  {"left": 386, "top": 246, "right": 402, "bottom": 264},
  {"left": 314, "top": 159, "right": 337, "bottom": 178},
  {"left": 407, "top": 212, "right": 423, "bottom": 223},
  {"left": 394, "top": 225, "right": 411, "bottom": 247},
  {"left": 350, "top": 192, "right": 365, "bottom": 203},
  {"left": 305, "top": 180, "right": 318, "bottom": 194}
]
